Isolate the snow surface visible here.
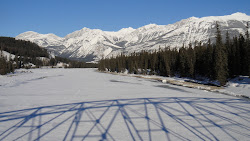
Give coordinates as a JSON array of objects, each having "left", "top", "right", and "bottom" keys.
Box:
[
  {"left": 224, "top": 76, "right": 250, "bottom": 97},
  {"left": 117, "top": 72, "right": 250, "bottom": 98},
  {"left": 0, "top": 51, "right": 16, "bottom": 61},
  {"left": 0, "top": 68, "right": 249, "bottom": 140}
]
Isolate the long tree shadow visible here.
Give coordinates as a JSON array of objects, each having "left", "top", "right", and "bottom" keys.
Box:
[{"left": 0, "top": 97, "right": 249, "bottom": 141}]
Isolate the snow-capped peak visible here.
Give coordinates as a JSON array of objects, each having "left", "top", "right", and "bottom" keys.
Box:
[
  {"left": 228, "top": 12, "right": 250, "bottom": 21},
  {"left": 65, "top": 27, "right": 93, "bottom": 39},
  {"left": 140, "top": 24, "right": 158, "bottom": 29},
  {"left": 117, "top": 27, "right": 135, "bottom": 34},
  {"left": 188, "top": 16, "right": 199, "bottom": 20},
  {"left": 16, "top": 31, "right": 63, "bottom": 47},
  {"left": 17, "top": 31, "right": 39, "bottom": 38},
  {"left": 197, "top": 12, "right": 250, "bottom": 22},
  {"left": 231, "top": 12, "right": 248, "bottom": 16},
  {"left": 16, "top": 12, "right": 250, "bottom": 62},
  {"left": 104, "top": 27, "right": 135, "bottom": 39}
]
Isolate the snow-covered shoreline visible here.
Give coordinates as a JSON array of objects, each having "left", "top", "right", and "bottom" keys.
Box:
[{"left": 100, "top": 70, "right": 250, "bottom": 99}]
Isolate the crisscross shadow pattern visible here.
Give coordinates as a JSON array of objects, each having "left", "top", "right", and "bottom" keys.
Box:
[{"left": 0, "top": 97, "right": 249, "bottom": 141}]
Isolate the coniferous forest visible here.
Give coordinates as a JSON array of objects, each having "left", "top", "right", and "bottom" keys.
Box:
[
  {"left": 0, "top": 37, "right": 48, "bottom": 75},
  {"left": 0, "top": 37, "right": 97, "bottom": 75},
  {"left": 98, "top": 23, "right": 250, "bottom": 86}
]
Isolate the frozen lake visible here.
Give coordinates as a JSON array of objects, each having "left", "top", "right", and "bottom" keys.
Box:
[{"left": 0, "top": 68, "right": 249, "bottom": 140}]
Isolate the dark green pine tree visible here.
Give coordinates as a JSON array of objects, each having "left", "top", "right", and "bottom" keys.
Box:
[
  {"left": 238, "top": 34, "right": 247, "bottom": 75},
  {"left": 177, "top": 46, "right": 187, "bottom": 77},
  {"left": 213, "top": 22, "right": 228, "bottom": 86},
  {"left": 187, "top": 44, "right": 195, "bottom": 78},
  {"left": 225, "top": 31, "right": 234, "bottom": 77},
  {"left": 205, "top": 39, "right": 214, "bottom": 79},
  {"left": 232, "top": 37, "right": 241, "bottom": 76},
  {"left": 245, "top": 22, "right": 250, "bottom": 77}
]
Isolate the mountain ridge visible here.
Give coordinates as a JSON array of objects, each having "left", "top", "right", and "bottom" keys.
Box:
[{"left": 16, "top": 12, "right": 250, "bottom": 62}]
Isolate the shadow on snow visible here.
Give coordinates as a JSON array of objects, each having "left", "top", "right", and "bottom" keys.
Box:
[{"left": 0, "top": 97, "right": 249, "bottom": 141}]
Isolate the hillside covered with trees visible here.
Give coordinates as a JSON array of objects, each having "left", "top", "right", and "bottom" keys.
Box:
[
  {"left": 98, "top": 23, "right": 250, "bottom": 86},
  {"left": 0, "top": 37, "right": 97, "bottom": 75}
]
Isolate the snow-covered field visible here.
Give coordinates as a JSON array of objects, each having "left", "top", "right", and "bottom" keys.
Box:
[{"left": 0, "top": 68, "right": 249, "bottom": 141}]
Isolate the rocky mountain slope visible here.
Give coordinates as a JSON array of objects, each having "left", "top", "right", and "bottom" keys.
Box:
[{"left": 16, "top": 12, "right": 250, "bottom": 62}]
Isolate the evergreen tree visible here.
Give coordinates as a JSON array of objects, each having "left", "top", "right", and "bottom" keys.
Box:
[
  {"left": 213, "top": 22, "right": 228, "bottom": 85},
  {"left": 226, "top": 31, "right": 234, "bottom": 77},
  {"left": 245, "top": 22, "right": 250, "bottom": 77},
  {"left": 187, "top": 44, "right": 195, "bottom": 78},
  {"left": 238, "top": 34, "right": 247, "bottom": 75},
  {"left": 205, "top": 39, "right": 214, "bottom": 79}
]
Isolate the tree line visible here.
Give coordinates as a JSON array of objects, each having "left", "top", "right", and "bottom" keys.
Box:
[
  {"left": 0, "top": 37, "right": 97, "bottom": 75},
  {"left": 98, "top": 23, "right": 250, "bottom": 86},
  {"left": 50, "top": 56, "right": 98, "bottom": 68}
]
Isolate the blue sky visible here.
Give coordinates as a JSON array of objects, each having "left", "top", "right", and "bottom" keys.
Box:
[{"left": 1, "top": 0, "right": 250, "bottom": 37}]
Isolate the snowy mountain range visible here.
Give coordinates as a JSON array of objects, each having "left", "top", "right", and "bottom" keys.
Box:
[{"left": 16, "top": 12, "right": 250, "bottom": 62}]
